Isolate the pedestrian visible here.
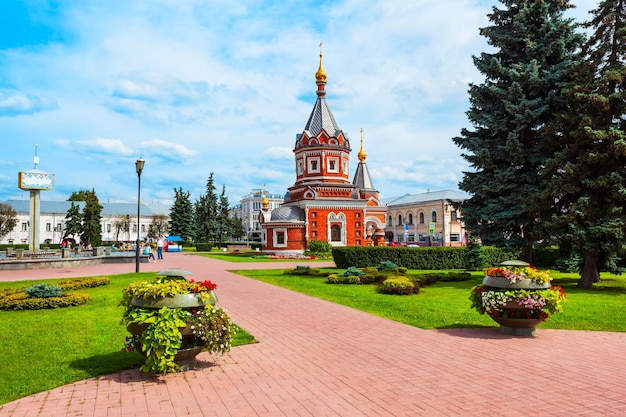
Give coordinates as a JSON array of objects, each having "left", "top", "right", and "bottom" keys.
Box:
[
  {"left": 157, "top": 237, "right": 164, "bottom": 260},
  {"left": 143, "top": 243, "right": 156, "bottom": 263}
]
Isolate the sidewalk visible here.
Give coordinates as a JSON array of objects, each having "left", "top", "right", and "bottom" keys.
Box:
[{"left": 1, "top": 252, "right": 626, "bottom": 416}]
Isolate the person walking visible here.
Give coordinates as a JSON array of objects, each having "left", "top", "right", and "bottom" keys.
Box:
[
  {"left": 157, "top": 237, "right": 164, "bottom": 260},
  {"left": 143, "top": 243, "right": 156, "bottom": 263}
]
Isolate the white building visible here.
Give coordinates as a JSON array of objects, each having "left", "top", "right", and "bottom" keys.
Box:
[
  {"left": 230, "top": 189, "right": 283, "bottom": 242},
  {"left": 1, "top": 200, "right": 170, "bottom": 246},
  {"left": 383, "top": 190, "right": 470, "bottom": 246}
]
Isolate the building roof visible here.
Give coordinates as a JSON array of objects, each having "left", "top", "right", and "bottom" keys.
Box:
[
  {"left": 4, "top": 200, "right": 171, "bottom": 217},
  {"left": 382, "top": 190, "right": 471, "bottom": 207},
  {"left": 302, "top": 98, "right": 341, "bottom": 138}
]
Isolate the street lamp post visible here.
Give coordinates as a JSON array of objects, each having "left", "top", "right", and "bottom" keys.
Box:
[{"left": 135, "top": 159, "right": 145, "bottom": 273}]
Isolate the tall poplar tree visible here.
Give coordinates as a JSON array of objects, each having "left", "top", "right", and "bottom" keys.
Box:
[
  {"left": 541, "top": 0, "right": 626, "bottom": 288},
  {"left": 453, "top": 0, "right": 583, "bottom": 262},
  {"left": 169, "top": 187, "right": 195, "bottom": 242}
]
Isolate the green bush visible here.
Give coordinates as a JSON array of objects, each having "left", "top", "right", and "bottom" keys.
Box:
[
  {"left": 195, "top": 242, "right": 213, "bottom": 252},
  {"left": 283, "top": 267, "right": 326, "bottom": 276},
  {"left": 307, "top": 240, "right": 332, "bottom": 253},
  {"left": 378, "top": 277, "right": 419, "bottom": 295},
  {"left": 327, "top": 274, "right": 361, "bottom": 284},
  {"left": 25, "top": 283, "right": 63, "bottom": 298},
  {"left": 1, "top": 293, "right": 90, "bottom": 310}
]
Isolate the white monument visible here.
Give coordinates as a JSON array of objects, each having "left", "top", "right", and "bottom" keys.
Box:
[{"left": 18, "top": 146, "right": 54, "bottom": 251}]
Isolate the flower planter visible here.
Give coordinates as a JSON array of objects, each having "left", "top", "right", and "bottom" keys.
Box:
[
  {"left": 174, "top": 346, "right": 205, "bottom": 371},
  {"left": 470, "top": 261, "right": 566, "bottom": 337}
]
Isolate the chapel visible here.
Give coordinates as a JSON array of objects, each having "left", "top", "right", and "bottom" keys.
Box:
[{"left": 260, "top": 47, "right": 387, "bottom": 254}]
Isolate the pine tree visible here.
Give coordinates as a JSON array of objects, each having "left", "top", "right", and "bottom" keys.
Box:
[
  {"left": 218, "top": 185, "right": 231, "bottom": 245},
  {"left": 63, "top": 201, "right": 83, "bottom": 243},
  {"left": 453, "top": 0, "right": 584, "bottom": 262},
  {"left": 80, "top": 189, "right": 103, "bottom": 246},
  {"left": 540, "top": 0, "right": 626, "bottom": 288},
  {"left": 194, "top": 173, "right": 219, "bottom": 243},
  {"left": 169, "top": 187, "right": 195, "bottom": 242}
]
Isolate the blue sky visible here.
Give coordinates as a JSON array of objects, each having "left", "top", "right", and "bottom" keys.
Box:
[{"left": 0, "top": 0, "right": 597, "bottom": 207}]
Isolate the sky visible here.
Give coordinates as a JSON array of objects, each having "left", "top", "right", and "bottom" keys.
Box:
[{"left": 0, "top": 0, "right": 598, "bottom": 207}]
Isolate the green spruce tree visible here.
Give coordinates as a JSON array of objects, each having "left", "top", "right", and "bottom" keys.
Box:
[
  {"left": 453, "top": 0, "right": 584, "bottom": 262},
  {"left": 80, "top": 189, "right": 103, "bottom": 246},
  {"left": 540, "top": 0, "right": 626, "bottom": 288},
  {"left": 63, "top": 201, "right": 83, "bottom": 243},
  {"left": 194, "top": 173, "right": 219, "bottom": 243},
  {"left": 169, "top": 187, "right": 195, "bottom": 242}
]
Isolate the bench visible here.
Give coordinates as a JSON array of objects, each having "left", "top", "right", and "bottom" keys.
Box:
[{"left": 226, "top": 244, "right": 252, "bottom": 252}]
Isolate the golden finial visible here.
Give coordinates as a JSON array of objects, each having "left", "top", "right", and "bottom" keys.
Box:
[
  {"left": 262, "top": 183, "right": 269, "bottom": 208},
  {"left": 315, "top": 42, "right": 327, "bottom": 83},
  {"left": 357, "top": 128, "right": 367, "bottom": 162}
]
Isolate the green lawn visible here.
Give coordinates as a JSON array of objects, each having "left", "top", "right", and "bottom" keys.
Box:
[
  {"left": 198, "top": 251, "right": 331, "bottom": 262},
  {"left": 0, "top": 273, "right": 255, "bottom": 405},
  {"left": 232, "top": 268, "right": 626, "bottom": 332}
]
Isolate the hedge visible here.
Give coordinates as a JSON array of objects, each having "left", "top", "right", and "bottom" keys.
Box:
[{"left": 331, "top": 246, "right": 520, "bottom": 269}]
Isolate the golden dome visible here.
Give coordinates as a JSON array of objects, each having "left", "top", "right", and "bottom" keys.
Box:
[
  {"left": 315, "top": 42, "right": 327, "bottom": 83},
  {"left": 262, "top": 185, "right": 269, "bottom": 208},
  {"left": 358, "top": 128, "right": 367, "bottom": 162}
]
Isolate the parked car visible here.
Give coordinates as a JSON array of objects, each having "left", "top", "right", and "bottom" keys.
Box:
[
  {"left": 407, "top": 244, "right": 420, "bottom": 248},
  {"left": 388, "top": 242, "right": 407, "bottom": 246}
]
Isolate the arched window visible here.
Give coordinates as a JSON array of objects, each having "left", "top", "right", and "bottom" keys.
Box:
[
  {"left": 419, "top": 212, "right": 425, "bottom": 224},
  {"left": 331, "top": 224, "right": 341, "bottom": 241},
  {"left": 431, "top": 211, "right": 437, "bottom": 223},
  {"left": 408, "top": 213, "right": 413, "bottom": 225},
  {"left": 387, "top": 215, "right": 392, "bottom": 226},
  {"left": 397, "top": 214, "right": 403, "bottom": 225}
]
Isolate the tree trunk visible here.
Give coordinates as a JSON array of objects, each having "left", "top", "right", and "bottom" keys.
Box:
[
  {"left": 578, "top": 249, "right": 601, "bottom": 289},
  {"left": 520, "top": 245, "right": 533, "bottom": 264}
]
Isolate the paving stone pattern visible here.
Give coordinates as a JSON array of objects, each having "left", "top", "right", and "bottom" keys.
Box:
[{"left": 0, "top": 253, "right": 625, "bottom": 416}]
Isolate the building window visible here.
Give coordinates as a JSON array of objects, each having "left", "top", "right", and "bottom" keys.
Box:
[
  {"left": 21, "top": 223, "right": 27, "bottom": 232},
  {"left": 355, "top": 222, "right": 360, "bottom": 228},
  {"left": 46, "top": 223, "right": 51, "bottom": 232},
  {"left": 397, "top": 214, "right": 403, "bottom": 225},
  {"left": 419, "top": 213, "right": 425, "bottom": 224},
  {"left": 355, "top": 212, "right": 360, "bottom": 219},
  {"left": 133, "top": 225, "right": 137, "bottom": 233},
  {"left": 55, "top": 223, "right": 63, "bottom": 232},
  {"left": 431, "top": 211, "right": 437, "bottom": 223},
  {"left": 387, "top": 215, "right": 392, "bottom": 226},
  {"left": 107, "top": 224, "right": 111, "bottom": 233},
  {"left": 331, "top": 224, "right": 341, "bottom": 242},
  {"left": 311, "top": 212, "right": 317, "bottom": 218},
  {"left": 141, "top": 225, "right": 145, "bottom": 233},
  {"left": 451, "top": 211, "right": 458, "bottom": 221},
  {"left": 273, "top": 228, "right": 287, "bottom": 247},
  {"left": 450, "top": 233, "right": 461, "bottom": 242},
  {"left": 312, "top": 221, "right": 317, "bottom": 227},
  {"left": 308, "top": 158, "right": 321, "bottom": 173},
  {"left": 408, "top": 214, "right": 413, "bottom": 225},
  {"left": 297, "top": 160, "right": 303, "bottom": 175},
  {"left": 328, "top": 157, "right": 339, "bottom": 173}
]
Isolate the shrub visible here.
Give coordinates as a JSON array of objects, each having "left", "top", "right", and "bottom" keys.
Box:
[
  {"left": 195, "top": 242, "right": 213, "bottom": 252},
  {"left": 377, "top": 261, "right": 398, "bottom": 271},
  {"left": 327, "top": 274, "right": 361, "bottom": 284},
  {"left": 283, "top": 267, "right": 326, "bottom": 276},
  {"left": 439, "top": 272, "right": 472, "bottom": 282},
  {"left": 307, "top": 240, "right": 332, "bottom": 253},
  {"left": 25, "top": 283, "right": 63, "bottom": 298},
  {"left": 342, "top": 267, "right": 364, "bottom": 277},
  {"left": 378, "top": 277, "right": 419, "bottom": 295}
]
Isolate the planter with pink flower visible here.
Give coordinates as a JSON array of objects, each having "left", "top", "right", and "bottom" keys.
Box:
[{"left": 469, "top": 260, "right": 566, "bottom": 336}]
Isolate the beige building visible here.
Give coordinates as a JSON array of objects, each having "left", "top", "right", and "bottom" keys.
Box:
[
  {"left": 383, "top": 190, "right": 469, "bottom": 246},
  {"left": 230, "top": 189, "right": 283, "bottom": 242}
]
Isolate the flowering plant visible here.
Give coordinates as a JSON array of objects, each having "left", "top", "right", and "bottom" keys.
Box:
[
  {"left": 469, "top": 284, "right": 566, "bottom": 320},
  {"left": 485, "top": 265, "right": 551, "bottom": 285},
  {"left": 121, "top": 276, "right": 218, "bottom": 306},
  {"left": 120, "top": 275, "right": 232, "bottom": 374}
]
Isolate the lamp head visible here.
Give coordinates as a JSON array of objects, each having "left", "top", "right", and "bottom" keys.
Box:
[{"left": 135, "top": 159, "right": 145, "bottom": 175}]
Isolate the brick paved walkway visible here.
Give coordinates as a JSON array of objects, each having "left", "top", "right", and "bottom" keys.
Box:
[{"left": 0, "top": 253, "right": 625, "bottom": 416}]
